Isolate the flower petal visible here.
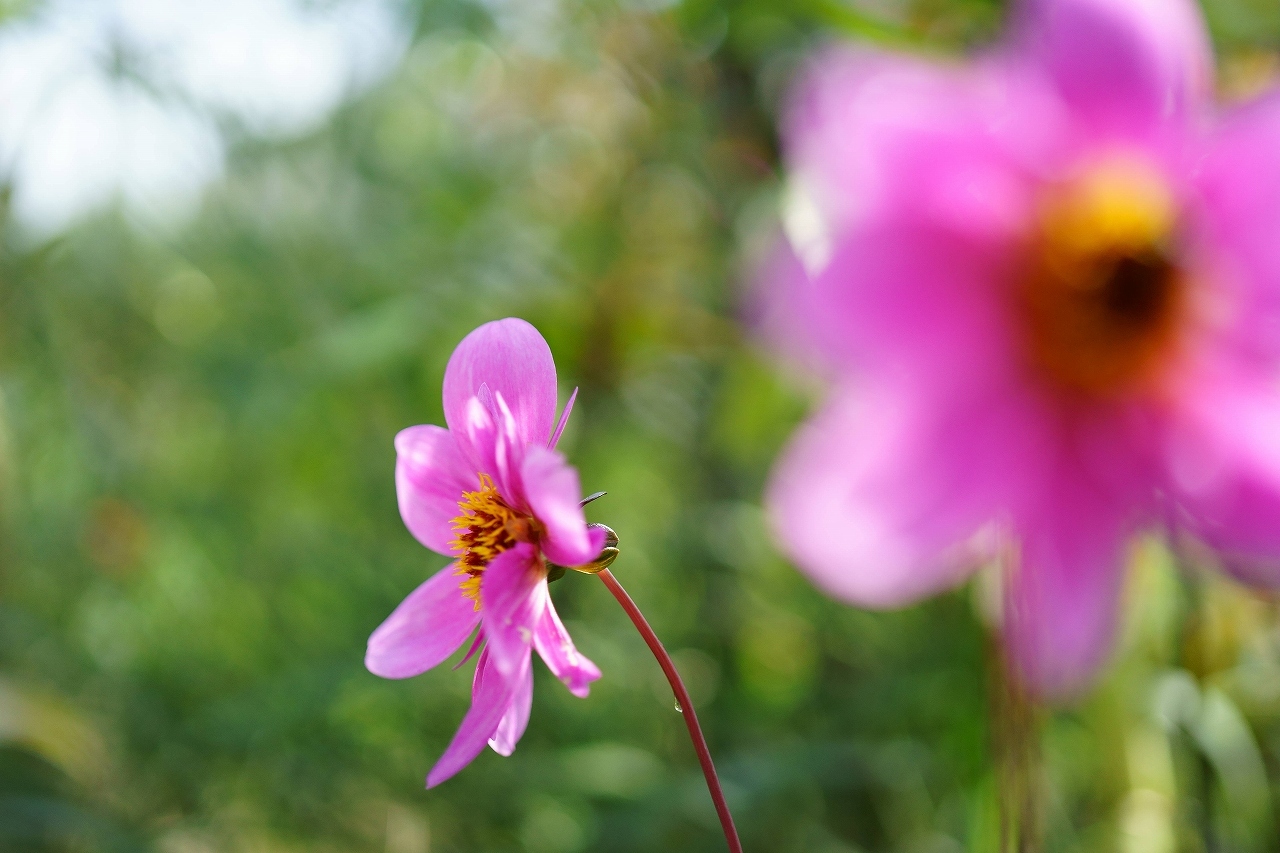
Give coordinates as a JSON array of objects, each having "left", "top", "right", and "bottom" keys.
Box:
[
  {"left": 782, "top": 51, "right": 1046, "bottom": 387},
  {"left": 366, "top": 565, "right": 479, "bottom": 679},
  {"left": 448, "top": 390, "right": 530, "bottom": 510},
  {"left": 1004, "top": 467, "right": 1130, "bottom": 699},
  {"left": 1017, "top": 0, "right": 1212, "bottom": 141},
  {"left": 1196, "top": 92, "right": 1280, "bottom": 363},
  {"left": 521, "top": 445, "right": 597, "bottom": 567},
  {"left": 427, "top": 648, "right": 518, "bottom": 788},
  {"left": 479, "top": 543, "right": 547, "bottom": 681},
  {"left": 744, "top": 237, "right": 835, "bottom": 376},
  {"left": 443, "top": 318, "right": 558, "bottom": 448},
  {"left": 453, "top": 395, "right": 500, "bottom": 486},
  {"left": 534, "top": 599, "right": 601, "bottom": 699},
  {"left": 1167, "top": 97, "right": 1280, "bottom": 584},
  {"left": 784, "top": 47, "right": 1053, "bottom": 253},
  {"left": 1187, "top": 476, "right": 1280, "bottom": 588},
  {"left": 394, "top": 425, "right": 475, "bottom": 555},
  {"left": 766, "top": 380, "right": 1050, "bottom": 608},
  {"left": 492, "top": 390, "right": 528, "bottom": 510},
  {"left": 488, "top": 660, "right": 534, "bottom": 757},
  {"left": 807, "top": 219, "right": 1026, "bottom": 388},
  {"left": 454, "top": 628, "right": 486, "bottom": 670},
  {"left": 1167, "top": 379, "right": 1280, "bottom": 587},
  {"left": 549, "top": 387, "right": 578, "bottom": 450}
]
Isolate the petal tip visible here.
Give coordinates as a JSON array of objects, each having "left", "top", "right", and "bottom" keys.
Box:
[
  {"left": 487, "top": 737, "right": 517, "bottom": 757},
  {"left": 443, "top": 318, "right": 558, "bottom": 447}
]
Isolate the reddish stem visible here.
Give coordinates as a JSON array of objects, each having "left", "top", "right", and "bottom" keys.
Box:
[{"left": 597, "top": 569, "right": 743, "bottom": 853}]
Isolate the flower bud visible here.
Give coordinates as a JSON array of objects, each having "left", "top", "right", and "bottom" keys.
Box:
[
  {"left": 571, "top": 524, "right": 620, "bottom": 573},
  {"left": 571, "top": 547, "right": 619, "bottom": 574},
  {"left": 587, "top": 522, "right": 619, "bottom": 549}
]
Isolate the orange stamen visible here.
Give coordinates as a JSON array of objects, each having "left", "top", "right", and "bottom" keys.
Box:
[{"left": 449, "top": 474, "right": 539, "bottom": 605}]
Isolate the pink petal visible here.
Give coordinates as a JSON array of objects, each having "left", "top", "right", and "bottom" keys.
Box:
[
  {"left": 534, "top": 599, "right": 601, "bottom": 699},
  {"left": 453, "top": 629, "right": 485, "bottom": 671},
  {"left": 805, "top": 219, "right": 1023, "bottom": 388},
  {"left": 1167, "top": 378, "right": 1280, "bottom": 587},
  {"left": 394, "top": 425, "right": 475, "bottom": 555},
  {"left": 455, "top": 396, "right": 500, "bottom": 487},
  {"left": 427, "top": 649, "right": 518, "bottom": 788},
  {"left": 1196, "top": 92, "right": 1280, "bottom": 363},
  {"left": 743, "top": 238, "right": 834, "bottom": 376},
  {"left": 1004, "top": 465, "right": 1130, "bottom": 699},
  {"left": 1186, "top": 476, "right": 1280, "bottom": 588},
  {"left": 366, "top": 566, "right": 479, "bottom": 679},
  {"left": 1172, "top": 99, "right": 1280, "bottom": 578},
  {"left": 781, "top": 52, "right": 1049, "bottom": 389},
  {"left": 443, "top": 319, "right": 558, "bottom": 448},
  {"left": 1016, "top": 0, "right": 1212, "bottom": 141},
  {"left": 450, "top": 392, "right": 532, "bottom": 511},
  {"left": 784, "top": 48, "right": 1054, "bottom": 253},
  {"left": 488, "top": 660, "right": 534, "bottom": 757},
  {"left": 521, "top": 445, "right": 597, "bottom": 567},
  {"left": 549, "top": 387, "right": 578, "bottom": 450},
  {"left": 479, "top": 543, "right": 547, "bottom": 681},
  {"left": 492, "top": 391, "right": 528, "bottom": 510},
  {"left": 766, "top": 380, "right": 1051, "bottom": 607}
]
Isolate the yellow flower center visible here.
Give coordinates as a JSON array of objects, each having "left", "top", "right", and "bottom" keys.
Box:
[
  {"left": 1019, "top": 156, "right": 1186, "bottom": 398},
  {"left": 449, "top": 474, "right": 540, "bottom": 604}
]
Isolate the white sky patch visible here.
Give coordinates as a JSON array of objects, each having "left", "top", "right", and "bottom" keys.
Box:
[{"left": 0, "top": 0, "right": 408, "bottom": 236}]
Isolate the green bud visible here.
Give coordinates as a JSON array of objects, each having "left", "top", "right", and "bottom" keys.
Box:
[{"left": 571, "top": 547, "right": 619, "bottom": 574}]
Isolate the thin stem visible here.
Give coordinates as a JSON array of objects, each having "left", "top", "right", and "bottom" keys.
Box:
[
  {"left": 1177, "top": 571, "right": 1217, "bottom": 853},
  {"left": 597, "top": 569, "right": 743, "bottom": 853},
  {"left": 992, "top": 546, "right": 1042, "bottom": 853},
  {"left": 989, "top": 637, "right": 1041, "bottom": 853}
]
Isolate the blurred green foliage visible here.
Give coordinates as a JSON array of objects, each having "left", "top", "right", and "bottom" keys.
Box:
[{"left": 2, "top": 1, "right": 1280, "bottom": 851}]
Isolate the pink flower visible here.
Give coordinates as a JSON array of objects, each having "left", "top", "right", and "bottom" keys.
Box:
[
  {"left": 366, "top": 318, "right": 606, "bottom": 787},
  {"left": 763, "top": 0, "right": 1280, "bottom": 697}
]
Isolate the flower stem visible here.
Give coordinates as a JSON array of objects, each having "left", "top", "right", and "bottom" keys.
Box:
[
  {"left": 988, "top": 636, "right": 1042, "bottom": 853},
  {"left": 597, "top": 569, "right": 743, "bottom": 853}
]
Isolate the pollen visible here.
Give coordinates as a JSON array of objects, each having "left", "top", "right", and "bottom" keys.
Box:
[
  {"left": 449, "top": 474, "right": 539, "bottom": 604},
  {"left": 1019, "top": 156, "right": 1186, "bottom": 397}
]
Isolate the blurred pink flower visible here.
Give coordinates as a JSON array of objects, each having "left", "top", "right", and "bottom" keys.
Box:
[
  {"left": 366, "top": 318, "right": 605, "bottom": 787},
  {"left": 764, "top": 0, "right": 1280, "bottom": 696}
]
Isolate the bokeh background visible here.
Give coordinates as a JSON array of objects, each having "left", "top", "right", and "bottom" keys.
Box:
[{"left": 2, "top": 1, "right": 1280, "bottom": 851}]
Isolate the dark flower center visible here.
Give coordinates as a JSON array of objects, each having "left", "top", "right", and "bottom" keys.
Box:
[{"left": 1019, "top": 158, "right": 1185, "bottom": 397}]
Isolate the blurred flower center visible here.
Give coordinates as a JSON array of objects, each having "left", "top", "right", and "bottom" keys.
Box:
[
  {"left": 1019, "top": 157, "right": 1185, "bottom": 397},
  {"left": 450, "top": 474, "right": 539, "bottom": 602}
]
